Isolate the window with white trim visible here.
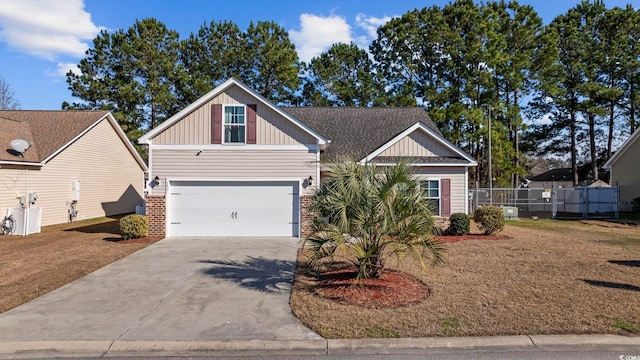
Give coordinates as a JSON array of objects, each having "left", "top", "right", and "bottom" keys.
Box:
[
  {"left": 223, "top": 105, "right": 245, "bottom": 143},
  {"left": 420, "top": 179, "right": 440, "bottom": 216}
]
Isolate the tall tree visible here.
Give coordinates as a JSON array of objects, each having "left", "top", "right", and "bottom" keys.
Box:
[
  {"left": 179, "top": 21, "right": 246, "bottom": 103},
  {"left": 303, "top": 43, "right": 379, "bottom": 106},
  {"left": 529, "top": 7, "right": 586, "bottom": 185},
  {"left": 67, "top": 18, "right": 185, "bottom": 137},
  {"left": 617, "top": 5, "right": 640, "bottom": 136},
  {"left": 0, "top": 76, "right": 20, "bottom": 110},
  {"left": 370, "top": 0, "right": 549, "bottom": 188},
  {"left": 371, "top": 6, "right": 446, "bottom": 107},
  {"left": 244, "top": 21, "right": 300, "bottom": 104},
  {"left": 486, "top": 0, "right": 551, "bottom": 187},
  {"left": 597, "top": 6, "right": 626, "bottom": 159},
  {"left": 575, "top": 1, "right": 608, "bottom": 181}
]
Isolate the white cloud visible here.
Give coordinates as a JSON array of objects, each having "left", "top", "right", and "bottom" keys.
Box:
[
  {"left": 290, "top": 13, "right": 395, "bottom": 63},
  {"left": 289, "top": 13, "right": 353, "bottom": 63},
  {"left": 0, "top": 0, "right": 103, "bottom": 60},
  {"left": 53, "top": 62, "right": 81, "bottom": 77},
  {"left": 355, "top": 14, "right": 392, "bottom": 40}
]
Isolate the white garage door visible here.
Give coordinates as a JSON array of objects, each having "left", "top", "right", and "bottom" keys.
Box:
[{"left": 169, "top": 181, "right": 299, "bottom": 237}]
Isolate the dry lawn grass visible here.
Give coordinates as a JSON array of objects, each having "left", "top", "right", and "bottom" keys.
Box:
[
  {"left": 0, "top": 217, "right": 156, "bottom": 314},
  {"left": 291, "top": 220, "right": 640, "bottom": 338}
]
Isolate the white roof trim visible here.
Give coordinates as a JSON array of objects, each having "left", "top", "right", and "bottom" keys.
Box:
[
  {"left": 138, "top": 78, "right": 327, "bottom": 145},
  {"left": 41, "top": 112, "right": 148, "bottom": 171},
  {"left": 365, "top": 162, "right": 477, "bottom": 167},
  {"left": 0, "top": 160, "right": 44, "bottom": 167},
  {"left": 361, "top": 122, "right": 477, "bottom": 166},
  {"left": 604, "top": 127, "right": 640, "bottom": 169}
]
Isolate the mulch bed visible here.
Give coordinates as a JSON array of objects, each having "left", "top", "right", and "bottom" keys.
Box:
[
  {"left": 312, "top": 233, "right": 508, "bottom": 309},
  {"left": 315, "top": 268, "right": 430, "bottom": 309}
]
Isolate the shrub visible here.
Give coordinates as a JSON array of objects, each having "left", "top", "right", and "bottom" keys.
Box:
[
  {"left": 447, "top": 213, "right": 470, "bottom": 235},
  {"left": 632, "top": 197, "right": 640, "bottom": 213},
  {"left": 119, "top": 214, "right": 148, "bottom": 240},
  {"left": 473, "top": 206, "right": 505, "bottom": 235}
]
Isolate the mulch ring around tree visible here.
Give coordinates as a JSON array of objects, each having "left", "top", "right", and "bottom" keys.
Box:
[{"left": 314, "top": 268, "right": 430, "bottom": 309}]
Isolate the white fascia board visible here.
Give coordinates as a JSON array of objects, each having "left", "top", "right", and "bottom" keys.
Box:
[
  {"left": 0, "top": 161, "right": 44, "bottom": 167},
  {"left": 166, "top": 177, "right": 306, "bottom": 183},
  {"left": 151, "top": 144, "right": 319, "bottom": 151},
  {"left": 105, "top": 113, "right": 148, "bottom": 171},
  {"left": 362, "top": 122, "right": 477, "bottom": 164},
  {"left": 365, "top": 162, "right": 477, "bottom": 167},
  {"left": 138, "top": 78, "right": 327, "bottom": 145},
  {"left": 39, "top": 112, "right": 148, "bottom": 171},
  {"left": 603, "top": 127, "right": 640, "bottom": 169}
]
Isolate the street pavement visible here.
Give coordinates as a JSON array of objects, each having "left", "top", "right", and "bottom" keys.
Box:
[{"left": 0, "top": 237, "right": 637, "bottom": 358}]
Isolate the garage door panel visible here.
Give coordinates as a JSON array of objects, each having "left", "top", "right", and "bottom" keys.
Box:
[{"left": 169, "top": 181, "right": 299, "bottom": 237}]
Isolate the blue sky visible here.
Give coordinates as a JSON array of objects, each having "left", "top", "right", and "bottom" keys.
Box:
[{"left": 0, "top": 0, "right": 636, "bottom": 110}]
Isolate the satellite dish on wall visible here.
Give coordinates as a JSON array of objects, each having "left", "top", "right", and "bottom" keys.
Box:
[{"left": 10, "top": 139, "right": 31, "bottom": 155}]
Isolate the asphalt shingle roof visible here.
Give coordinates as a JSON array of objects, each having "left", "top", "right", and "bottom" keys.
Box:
[
  {"left": 284, "top": 107, "right": 442, "bottom": 161},
  {"left": 529, "top": 168, "right": 573, "bottom": 182},
  {"left": 0, "top": 110, "right": 109, "bottom": 163}
]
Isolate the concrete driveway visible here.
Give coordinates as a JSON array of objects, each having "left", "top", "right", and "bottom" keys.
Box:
[{"left": 0, "top": 237, "right": 321, "bottom": 344}]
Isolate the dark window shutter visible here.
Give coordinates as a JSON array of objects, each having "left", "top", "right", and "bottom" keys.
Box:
[
  {"left": 211, "top": 104, "right": 222, "bottom": 144},
  {"left": 441, "top": 178, "right": 451, "bottom": 217},
  {"left": 247, "top": 104, "right": 257, "bottom": 144}
]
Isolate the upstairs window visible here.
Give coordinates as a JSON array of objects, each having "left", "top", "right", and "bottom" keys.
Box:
[{"left": 223, "top": 105, "right": 245, "bottom": 143}]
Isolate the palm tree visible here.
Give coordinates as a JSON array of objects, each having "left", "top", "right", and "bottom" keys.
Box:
[{"left": 305, "top": 157, "right": 446, "bottom": 280}]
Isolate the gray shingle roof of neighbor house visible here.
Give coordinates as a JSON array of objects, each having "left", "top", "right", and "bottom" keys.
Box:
[
  {"left": 528, "top": 168, "right": 573, "bottom": 182},
  {"left": 283, "top": 107, "right": 444, "bottom": 160},
  {"left": 0, "top": 110, "right": 111, "bottom": 163}
]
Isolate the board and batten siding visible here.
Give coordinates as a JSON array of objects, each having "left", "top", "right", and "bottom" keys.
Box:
[
  {"left": 379, "top": 131, "right": 458, "bottom": 157},
  {"left": 153, "top": 85, "right": 316, "bottom": 146},
  {"left": 414, "top": 166, "right": 468, "bottom": 215},
  {"left": 150, "top": 148, "right": 317, "bottom": 195},
  {"left": 611, "top": 135, "right": 640, "bottom": 208},
  {"left": 0, "top": 119, "right": 145, "bottom": 226}
]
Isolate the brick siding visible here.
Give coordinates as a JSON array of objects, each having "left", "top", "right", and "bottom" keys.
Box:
[
  {"left": 146, "top": 194, "right": 166, "bottom": 238},
  {"left": 300, "top": 194, "right": 313, "bottom": 238}
]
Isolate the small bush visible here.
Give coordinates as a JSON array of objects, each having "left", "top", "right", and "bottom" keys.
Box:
[
  {"left": 632, "top": 197, "right": 640, "bottom": 213},
  {"left": 447, "top": 213, "right": 470, "bottom": 235},
  {"left": 119, "top": 214, "right": 148, "bottom": 240},
  {"left": 473, "top": 206, "right": 505, "bottom": 235}
]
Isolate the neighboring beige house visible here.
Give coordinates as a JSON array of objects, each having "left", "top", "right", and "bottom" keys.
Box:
[
  {"left": 604, "top": 128, "right": 640, "bottom": 211},
  {"left": 0, "top": 110, "right": 147, "bottom": 228},
  {"left": 139, "top": 78, "right": 477, "bottom": 238}
]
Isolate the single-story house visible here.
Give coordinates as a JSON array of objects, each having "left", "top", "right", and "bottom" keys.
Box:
[
  {"left": 604, "top": 127, "right": 640, "bottom": 211},
  {"left": 139, "top": 78, "right": 477, "bottom": 238},
  {"left": 525, "top": 168, "right": 574, "bottom": 189},
  {"left": 0, "top": 110, "right": 147, "bottom": 231}
]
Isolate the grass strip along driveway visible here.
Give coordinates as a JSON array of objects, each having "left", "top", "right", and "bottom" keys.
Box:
[
  {"left": 0, "top": 217, "right": 157, "bottom": 314},
  {"left": 291, "top": 220, "right": 640, "bottom": 338}
]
